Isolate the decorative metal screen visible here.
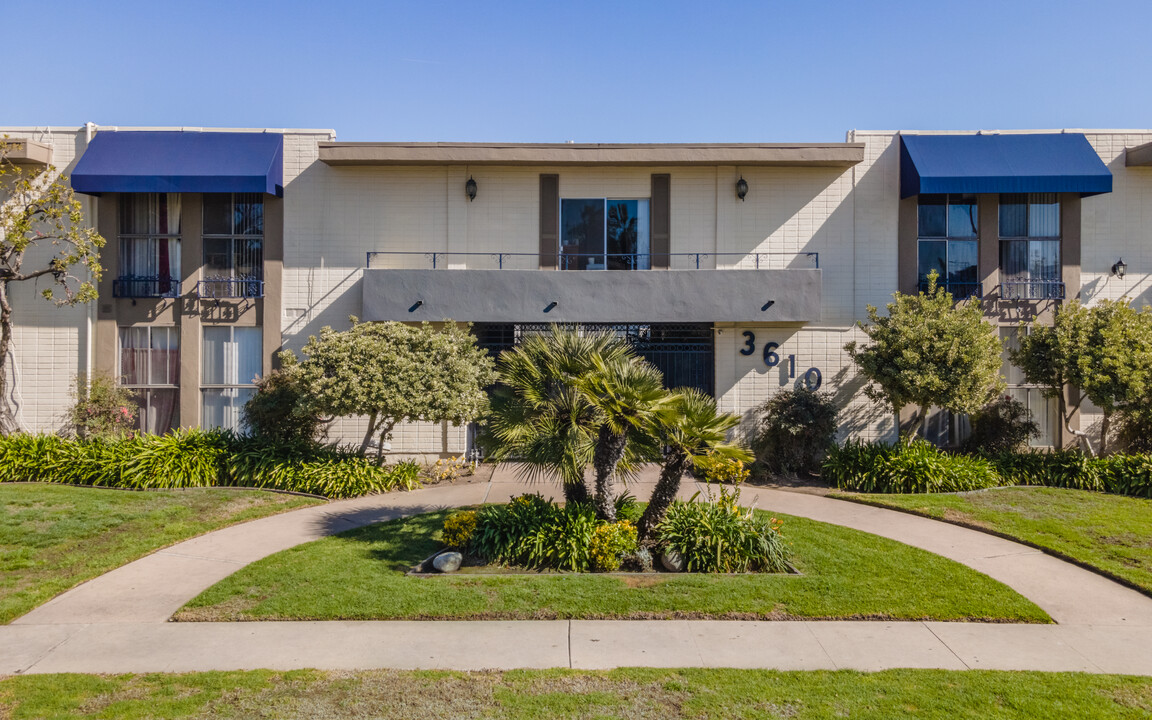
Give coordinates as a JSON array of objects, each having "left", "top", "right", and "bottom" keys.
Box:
[{"left": 473, "top": 322, "right": 715, "bottom": 396}]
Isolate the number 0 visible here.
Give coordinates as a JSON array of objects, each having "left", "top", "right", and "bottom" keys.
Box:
[{"left": 803, "top": 367, "right": 822, "bottom": 391}]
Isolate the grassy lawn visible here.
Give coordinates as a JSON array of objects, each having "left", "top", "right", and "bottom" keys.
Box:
[
  {"left": 177, "top": 507, "right": 1050, "bottom": 623},
  {"left": 836, "top": 487, "right": 1152, "bottom": 595},
  {"left": 3, "top": 668, "right": 1152, "bottom": 719},
  {"left": 0, "top": 484, "right": 323, "bottom": 624}
]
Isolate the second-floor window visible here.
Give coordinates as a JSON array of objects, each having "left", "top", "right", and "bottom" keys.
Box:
[
  {"left": 117, "top": 194, "right": 181, "bottom": 298},
  {"left": 917, "top": 194, "right": 978, "bottom": 299},
  {"left": 560, "top": 198, "right": 650, "bottom": 270},
  {"left": 202, "top": 193, "right": 263, "bottom": 298},
  {"left": 999, "top": 193, "right": 1061, "bottom": 300}
]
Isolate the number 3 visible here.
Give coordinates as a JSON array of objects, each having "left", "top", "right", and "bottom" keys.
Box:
[{"left": 739, "top": 331, "right": 755, "bottom": 356}]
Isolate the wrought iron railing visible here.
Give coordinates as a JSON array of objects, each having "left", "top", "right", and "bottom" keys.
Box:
[
  {"left": 196, "top": 276, "right": 265, "bottom": 299},
  {"left": 365, "top": 251, "right": 819, "bottom": 271},
  {"left": 917, "top": 280, "right": 982, "bottom": 300},
  {"left": 112, "top": 276, "right": 181, "bottom": 298},
  {"left": 999, "top": 281, "right": 1065, "bottom": 301}
]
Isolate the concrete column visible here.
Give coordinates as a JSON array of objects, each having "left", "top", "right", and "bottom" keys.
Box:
[
  {"left": 263, "top": 196, "right": 283, "bottom": 376},
  {"left": 897, "top": 196, "right": 918, "bottom": 295},
  {"left": 179, "top": 194, "right": 204, "bottom": 429},
  {"left": 978, "top": 194, "right": 999, "bottom": 303},
  {"left": 94, "top": 194, "right": 119, "bottom": 378}
]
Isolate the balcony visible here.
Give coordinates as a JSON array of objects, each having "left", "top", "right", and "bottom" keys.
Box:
[
  {"left": 362, "top": 251, "right": 821, "bottom": 324},
  {"left": 917, "top": 280, "right": 982, "bottom": 300},
  {"left": 998, "top": 281, "right": 1065, "bottom": 301},
  {"left": 112, "top": 276, "right": 181, "bottom": 299},
  {"left": 196, "top": 276, "right": 265, "bottom": 299}
]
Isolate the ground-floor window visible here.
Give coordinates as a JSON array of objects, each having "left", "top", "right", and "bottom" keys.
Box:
[
  {"left": 201, "top": 326, "right": 262, "bottom": 430},
  {"left": 1001, "top": 327, "right": 1059, "bottom": 447},
  {"left": 119, "top": 326, "right": 179, "bottom": 434},
  {"left": 473, "top": 322, "right": 713, "bottom": 396}
]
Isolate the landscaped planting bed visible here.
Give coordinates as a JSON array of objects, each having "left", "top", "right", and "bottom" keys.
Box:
[
  {"left": 0, "top": 484, "right": 323, "bottom": 623},
  {"left": 176, "top": 504, "right": 1050, "bottom": 623},
  {"left": 5, "top": 668, "right": 1152, "bottom": 719}
]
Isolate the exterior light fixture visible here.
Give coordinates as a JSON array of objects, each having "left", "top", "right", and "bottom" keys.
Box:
[
  {"left": 544, "top": 301, "right": 558, "bottom": 313},
  {"left": 761, "top": 300, "right": 775, "bottom": 311},
  {"left": 735, "top": 176, "right": 748, "bottom": 201},
  {"left": 1112, "top": 258, "right": 1127, "bottom": 278},
  {"left": 409, "top": 300, "right": 423, "bottom": 312},
  {"left": 465, "top": 176, "right": 477, "bottom": 202}
]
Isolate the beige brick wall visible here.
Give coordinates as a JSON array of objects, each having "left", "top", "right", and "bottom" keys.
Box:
[{"left": 1, "top": 128, "right": 92, "bottom": 433}]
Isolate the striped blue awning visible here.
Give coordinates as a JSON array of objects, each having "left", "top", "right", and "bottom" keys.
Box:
[
  {"left": 899, "top": 133, "right": 1112, "bottom": 199},
  {"left": 71, "top": 131, "right": 284, "bottom": 196}
]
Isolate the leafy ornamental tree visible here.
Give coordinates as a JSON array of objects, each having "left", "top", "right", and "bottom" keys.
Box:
[
  {"left": 635, "top": 388, "right": 750, "bottom": 543},
  {"left": 283, "top": 318, "right": 496, "bottom": 461},
  {"left": 1010, "top": 299, "right": 1152, "bottom": 456},
  {"left": 241, "top": 367, "right": 324, "bottom": 444},
  {"left": 845, "top": 272, "right": 1004, "bottom": 443},
  {"left": 0, "top": 140, "right": 104, "bottom": 431}
]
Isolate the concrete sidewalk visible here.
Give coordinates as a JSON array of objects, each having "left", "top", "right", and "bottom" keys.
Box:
[{"left": 6, "top": 468, "right": 1152, "bottom": 675}]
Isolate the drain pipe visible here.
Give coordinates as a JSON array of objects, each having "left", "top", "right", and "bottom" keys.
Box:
[{"left": 83, "top": 121, "right": 97, "bottom": 380}]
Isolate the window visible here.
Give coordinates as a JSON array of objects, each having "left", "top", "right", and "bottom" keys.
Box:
[
  {"left": 201, "top": 193, "right": 264, "bottom": 298},
  {"left": 999, "top": 193, "right": 1062, "bottom": 300},
  {"left": 116, "top": 194, "right": 181, "bottom": 298},
  {"left": 201, "top": 326, "right": 262, "bottom": 430},
  {"left": 119, "top": 327, "right": 179, "bottom": 434},
  {"left": 560, "top": 198, "right": 650, "bottom": 270},
  {"left": 1001, "top": 327, "right": 1059, "bottom": 447},
  {"left": 916, "top": 194, "right": 978, "bottom": 299}
]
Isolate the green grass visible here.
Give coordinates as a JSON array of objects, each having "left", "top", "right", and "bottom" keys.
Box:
[
  {"left": 3, "top": 668, "right": 1152, "bottom": 719},
  {"left": 177, "top": 506, "right": 1050, "bottom": 623},
  {"left": 835, "top": 486, "right": 1152, "bottom": 595},
  {"left": 0, "top": 484, "right": 323, "bottom": 623}
]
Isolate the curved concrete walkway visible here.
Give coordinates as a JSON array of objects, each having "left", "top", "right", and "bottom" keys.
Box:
[{"left": 5, "top": 468, "right": 1152, "bottom": 675}]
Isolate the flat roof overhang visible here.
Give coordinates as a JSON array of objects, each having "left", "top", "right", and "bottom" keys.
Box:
[
  {"left": 3, "top": 139, "right": 53, "bottom": 166},
  {"left": 319, "top": 142, "right": 865, "bottom": 168},
  {"left": 1126, "top": 141, "right": 1152, "bottom": 167}
]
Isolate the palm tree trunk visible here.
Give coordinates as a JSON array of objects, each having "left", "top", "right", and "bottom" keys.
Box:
[
  {"left": 636, "top": 450, "right": 686, "bottom": 543},
  {"left": 592, "top": 424, "right": 626, "bottom": 521},
  {"left": 563, "top": 480, "right": 590, "bottom": 505}
]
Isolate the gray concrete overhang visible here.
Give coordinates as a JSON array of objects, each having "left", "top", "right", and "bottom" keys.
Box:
[
  {"left": 1126, "top": 141, "right": 1152, "bottom": 167},
  {"left": 320, "top": 142, "right": 864, "bottom": 168},
  {"left": 2, "top": 139, "right": 52, "bottom": 166},
  {"left": 362, "top": 269, "right": 821, "bottom": 324}
]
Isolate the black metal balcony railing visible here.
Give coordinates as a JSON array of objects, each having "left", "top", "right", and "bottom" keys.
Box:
[
  {"left": 365, "top": 251, "right": 819, "bottom": 271},
  {"left": 999, "top": 281, "right": 1066, "bottom": 301},
  {"left": 917, "top": 280, "right": 982, "bottom": 300},
  {"left": 196, "top": 276, "right": 265, "bottom": 299},
  {"left": 112, "top": 276, "right": 181, "bottom": 299}
]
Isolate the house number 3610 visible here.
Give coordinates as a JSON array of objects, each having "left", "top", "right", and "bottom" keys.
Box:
[{"left": 738, "top": 331, "right": 822, "bottom": 391}]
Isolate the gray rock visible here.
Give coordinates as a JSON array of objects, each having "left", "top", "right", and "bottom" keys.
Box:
[
  {"left": 660, "top": 549, "right": 685, "bottom": 572},
  {"left": 432, "top": 551, "right": 463, "bottom": 573}
]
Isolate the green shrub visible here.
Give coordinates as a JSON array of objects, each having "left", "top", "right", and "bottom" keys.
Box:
[
  {"left": 614, "top": 491, "right": 642, "bottom": 523},
  {"left": 120, "top": 430, "right": 229, "bottom": 489},
  {"left": 0, "top": 434, "right": 68, "bottom": 483},
  {"left": 1102, "top": 454, "right": 1152, "bottom": 498},
  {"left": 468, "top": 494, "right": 602, "bottom": 572},
  {"left": 442, "top": 511, "right": 478, "bottom": 549},
  {"left": 589, "top": 521, "right": 638, "bottom": 572},
  {"left": 987, "top": 449, "right": 1106, "bottom": 492},
  {"left": 751, "top": 387, "right": 840, "bottom": 475},
  {"left": 656, "top": 485, "right": 789, "bottom": 573},
  {"left": 694, "top": 454, "right": 751, "bottom": 485},
  {"left": 962, "top": 395, "right": 1040, "bottom": 454},
  {"left": 825, "top": 438, "right": 1001, "bottom": 493},
  {"left": 242, "top": 369, "right": 322, "bottom": 444},
  {"left": 68, "top": 373, "right": 138, "bottom": 440}
]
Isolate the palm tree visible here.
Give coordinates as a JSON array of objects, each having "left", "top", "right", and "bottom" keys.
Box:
[
  {"left": 578, "top": 353, "right": 669, "bottom": 521},
  {"left": 636, "top": 388, "right": 752, "bottom": 543},
  {"left": 482, "top": 327, "right": 642, "bottom": 504}
]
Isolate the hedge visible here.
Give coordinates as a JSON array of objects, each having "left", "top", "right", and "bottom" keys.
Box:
[{"left": 0, "top": 430, "right": 420, "bottom": 499}]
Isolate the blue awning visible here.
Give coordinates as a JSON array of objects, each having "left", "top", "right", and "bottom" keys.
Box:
[
  {"left": 899, "top": 133, "right": 1111, "bottom": 199},
  {"left": 71, "top": 131, "right": 284, "bottom": 196}
]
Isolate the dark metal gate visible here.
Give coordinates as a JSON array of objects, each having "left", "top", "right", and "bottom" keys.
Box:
[{"left": 473, "top": 322, "right": 715, "bottom": 396}]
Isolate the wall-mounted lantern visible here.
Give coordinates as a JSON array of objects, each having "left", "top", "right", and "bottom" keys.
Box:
[
  {"left": 735, "top": 176, "right": 748, "bottom": 201},
  {"left": 465, "top": 176, "right": 477, "bottom": 202},
  {"left": 1112, "top": 258, "right": 1127, "bottom": 278}
]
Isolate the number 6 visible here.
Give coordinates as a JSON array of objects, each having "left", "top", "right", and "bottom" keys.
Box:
[{"left": 763, "top": 342, "right": 780, "bottom": 367}]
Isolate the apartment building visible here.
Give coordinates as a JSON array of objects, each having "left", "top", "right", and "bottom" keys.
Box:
[{"left": 4, "top": 125, "right": 1150, "bottom": 457}]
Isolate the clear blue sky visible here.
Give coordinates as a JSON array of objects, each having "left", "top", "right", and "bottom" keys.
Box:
[{"left": 11, "top": 0, "right": 1151, "bottom": 142}]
